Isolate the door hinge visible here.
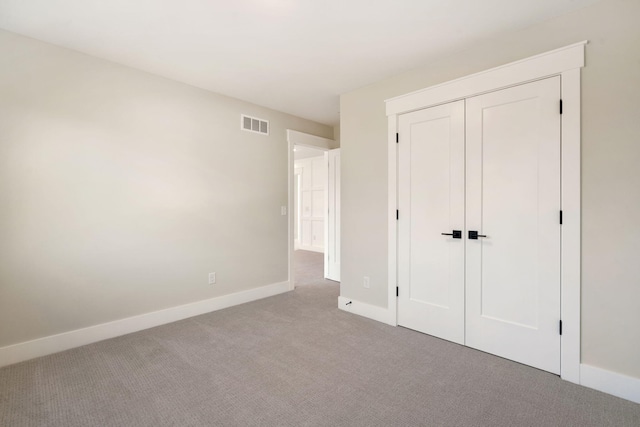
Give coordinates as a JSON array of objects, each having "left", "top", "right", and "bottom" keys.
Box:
[
  {"left": 396, "top": 286, "right": 399, "bottom": 297},
  {"left": 559, "top": 320, "right": 563, "bottom": 335},
  {"left": 396, "top": 133, "right": 399, "bottom": 143},
  {"left": 560, "top": 210, "right": 563, "bottom": 225},
  {"left": 560, "top": 99, "right": 563, "bottom": 115},
  {"left": 396, "top": 210, "right": 399, "bottom": 220}
]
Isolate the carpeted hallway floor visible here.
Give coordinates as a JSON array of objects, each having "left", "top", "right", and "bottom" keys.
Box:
[{"left": 1, "top": 250, "right": 638, "bottom": 426}]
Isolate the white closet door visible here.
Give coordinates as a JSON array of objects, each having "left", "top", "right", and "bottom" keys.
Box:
[
  {"left": 398, "top": 100, "right": 465, "bottom": 344},
  {"left": 465, "top": 77, "right": 561, "bottom": 374},
  {"left": 325, "top": 149, "right": 341, "bottom": 282}
]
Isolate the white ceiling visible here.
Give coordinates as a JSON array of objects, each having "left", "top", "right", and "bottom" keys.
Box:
[{"left": 0, "top": 0, "right": 599, "bottom": 125}]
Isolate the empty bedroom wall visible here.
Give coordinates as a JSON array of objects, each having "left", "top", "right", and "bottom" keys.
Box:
[{"left": 0, "top": 29, "right": 333, "bottom": 348}]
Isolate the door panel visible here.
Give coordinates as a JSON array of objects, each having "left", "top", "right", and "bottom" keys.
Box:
[
  {"left": 302, "top": 191, "right": 312, "bottom": 218},
  {"left": 311, "top": 190, "right": 324, "bottom": 218},
  {"left": 325, "top": 149, "right": 341, "bottom": 281},
  {"left": 301, "top": 160, "right": 312, "bottom": 190},
  {"left": 301, "top": 220, "right": 312, "bottom": 247},
  {"left": 312, "top": 220, "right": 324, "bottom": 249},
  {"left": 465, "top": 77, "right": 561, "bottom": 373},
  {"left": 312, "top": 157, "right": 325, "bottom": 189},
  {"left": 296, "top": 155, "right": 326, "bottom": 253},
  {"left": 397, "top": 100, "right": 465, "bottom": 345}
]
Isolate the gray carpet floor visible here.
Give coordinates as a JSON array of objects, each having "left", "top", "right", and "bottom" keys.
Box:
[{"left": 1, "top": 250, "right": 639, "bottom": 426}]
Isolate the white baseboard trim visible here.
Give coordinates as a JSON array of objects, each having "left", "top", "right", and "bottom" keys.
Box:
[
  {"left": 338, "top": 296, "right": 395, "bottom": 326},
  {"left": 0, "top": 280, "right": 291, "bottom": 368},
  {"left": 580, "top": 364, "right": 640, "bottom": 404}
]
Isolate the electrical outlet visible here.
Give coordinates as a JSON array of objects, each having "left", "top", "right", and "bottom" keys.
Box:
[
  {"left": 281, "top": 206, "right": 287, "bottom": 216},
  {"left": 363, "top": 276, "right": 370, "bottom": 289},
  {"left": 208, "top": 272, "right": 216, "bottom": 285}
]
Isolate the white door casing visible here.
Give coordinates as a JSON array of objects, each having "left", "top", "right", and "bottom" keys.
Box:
[
  {"left": 397, "top": 101, "right": 465, "bottom": 344},
  {"left": 465, "top": 77, "right": 561, "bottom": 374},
  {"left": 325, "top": 149, "right": 341, "bottom": 282},
  {"left": 385, "top": 42, "right": 584, "bottom": 382}
]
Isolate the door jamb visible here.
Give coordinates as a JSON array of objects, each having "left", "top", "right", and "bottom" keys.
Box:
[
  {"left": 385, "top": 41, "right": 586, "bottom": 384},
  {"left": 324, "top": 148, "right": 341, "bottom": 281},
  {"left": 293, "top": 170, "right": 302, "bottom": 250}
]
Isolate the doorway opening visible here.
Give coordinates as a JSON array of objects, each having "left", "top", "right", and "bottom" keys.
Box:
[
  {"left": 287, "top": 130, "right": 340, "bottom": 290},
  {"left": 293, "top": 145, "right": 326, "bottom": 253}
]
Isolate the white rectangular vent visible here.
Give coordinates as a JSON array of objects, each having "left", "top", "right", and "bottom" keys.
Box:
[{"left": 241, "top": 114, "right": 269, "bottom": 135}]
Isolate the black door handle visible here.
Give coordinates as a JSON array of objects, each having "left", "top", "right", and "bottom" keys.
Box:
[
  {"left": 468, "top": 230, "right": 487, "bottom": 240},
  {"left": 441, "top": 230, "right": 462, "bottom": 239}
]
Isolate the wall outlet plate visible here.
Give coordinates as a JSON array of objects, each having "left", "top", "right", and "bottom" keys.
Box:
[
  {"left": 208, "top": 272, "right": 216, "bottom": 285},
  {"left": 363, "top": 276, "right": 370, "bottom": 289}
]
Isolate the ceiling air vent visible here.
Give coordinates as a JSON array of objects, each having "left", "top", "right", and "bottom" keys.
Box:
[{"left": 241, "top": 114, "right": 269, "bottom": 136}]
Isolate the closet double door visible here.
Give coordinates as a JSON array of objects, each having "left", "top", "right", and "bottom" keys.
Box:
[{"left": 397, "top": 77, "right": 561, "bottom": 374}]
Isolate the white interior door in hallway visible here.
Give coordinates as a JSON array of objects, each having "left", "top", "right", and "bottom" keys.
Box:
[
  {"left": 295, "top": 156, "right": 326, "bottom": 253},
  {"left": 397, "top": 77, "right": 562, "bottom": 374},
  {"left": 324, "top": 149, "right": 341, "bottom": 282}
]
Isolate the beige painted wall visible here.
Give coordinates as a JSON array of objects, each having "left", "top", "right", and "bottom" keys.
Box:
[
  {"left": 0, "top": 30, "right": 333, "bottom": 348},
  {"left": 340, "top": 0, "right": 640, "bottom": 379}
]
